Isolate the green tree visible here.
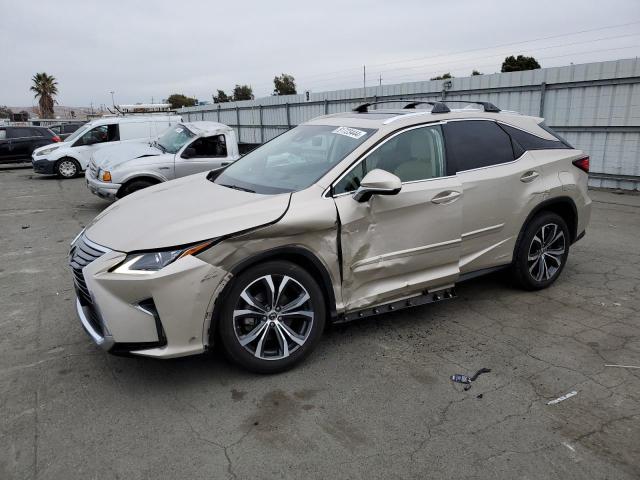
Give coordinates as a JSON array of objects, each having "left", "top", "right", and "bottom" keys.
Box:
[
  {"left": 213, "top": 89, "right": 231, "bottom": 103},
  {"left": 471, "top": 70, "right": 483, "bottom": 76},
  {"left": 233, "top": 85, "right": 254, "bottom": 101},
  {"left": 430, "top": 73, "right": 453, "bottom": 80},
  {"left": 273, "top": 73, "right": 296, "bottom": 95},
  {"left": 166, "top": 93, "right": 197, "bottom": 109},
  {"left": 30, "top": 72, "right": 58, "bottom": 118},
  {"left": 0, "top": 105, "right": 11, "bottom": 118},
  {"left": 501, "top": 55, "right": 541, "bottom": 72}
]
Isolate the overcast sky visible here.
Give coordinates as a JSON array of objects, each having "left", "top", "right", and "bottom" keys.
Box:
[{"left": 1, "top": 0, "right": 639, "bottom": 107}]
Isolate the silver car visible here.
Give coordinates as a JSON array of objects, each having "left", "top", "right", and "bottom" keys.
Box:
[{"left": 69, "top": 100, "right": 591, "bottom": 373}]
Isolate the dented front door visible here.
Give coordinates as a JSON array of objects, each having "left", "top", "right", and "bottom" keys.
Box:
[{"left": 334, "top": 177, "right": 462, "bottom": 311}]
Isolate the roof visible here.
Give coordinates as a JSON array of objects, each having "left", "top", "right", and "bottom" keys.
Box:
[{"left": 182, "top": 121, "right": 232, "bottom": 137}]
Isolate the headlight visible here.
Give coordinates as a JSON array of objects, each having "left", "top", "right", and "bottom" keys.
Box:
[
  {"left": 36, "top": 146, "right": 60, "bottom": 156},
  {"left": 112, "top": 240, "right": 215, "bottom": 275}
]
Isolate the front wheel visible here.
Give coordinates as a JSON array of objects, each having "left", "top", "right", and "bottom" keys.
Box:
[
  {"left": 56, "top": 158, "right": 79, "bottom": 178},
  {"left": 217, "top": 261, "right": 326, "bottom": 373},
  {"left": 511, "top": 212, "right": 570, "bottom": 290}
]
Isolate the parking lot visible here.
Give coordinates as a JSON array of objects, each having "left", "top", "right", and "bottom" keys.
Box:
[{"left": 0, "top": 166, "right": 639, "bottom": 479}]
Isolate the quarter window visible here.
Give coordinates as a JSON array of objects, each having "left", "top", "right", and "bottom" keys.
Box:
[
  {"left": 334, "top": 125, "right": 446, "bottom": 194},
  {"left": 443, "top": 120, "right": 515, "bottom": 174},
  {"left": 500, "top": 123, "right": 571, "bottom": 151}
]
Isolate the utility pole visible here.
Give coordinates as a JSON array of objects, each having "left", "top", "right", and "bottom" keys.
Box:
[
  {"left": 379, "top": 74, "right": 382, "bottom": 86},
  {"left": 363, "top": 65, "right": 366, "bottom": 101},
  {"left": 110, "top": 91, "right": 115, "bottom": 107}
]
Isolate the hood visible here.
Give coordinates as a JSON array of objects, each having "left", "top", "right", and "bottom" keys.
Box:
[
  {"left": 92, "top": 142, "right": 163, "bottom": 169},
  {"left": 85, "top": 172, "right": 291, "bottom": 252}
]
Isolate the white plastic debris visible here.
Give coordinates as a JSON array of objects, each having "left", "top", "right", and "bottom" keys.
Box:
[
  {"left": 547, "top": 390, "right": 578, "bottom": 405},
  {"left": 604, "top": 364, "right": 640, "bottom": 369}
]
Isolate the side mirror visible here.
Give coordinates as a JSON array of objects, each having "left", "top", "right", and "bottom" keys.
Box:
[
  {"left": 353, "top": 169, "right": 402, "bottom": 202},
  {"left": 182, "top": 147, "right": 196, "bottom": 159}
]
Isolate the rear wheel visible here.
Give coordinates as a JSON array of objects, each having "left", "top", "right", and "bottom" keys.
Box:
[
  {"left": 217, "top": 261, "right": 326, "bottom": 373},
  {"left": 119, "top": 179, "right": 155, "bottom": 197},
  {"left": 512, "top": 212, "right": 570, "bottom": 290},
  {"left": 56, "top": 158, "right": 79, "bottom": 178}
]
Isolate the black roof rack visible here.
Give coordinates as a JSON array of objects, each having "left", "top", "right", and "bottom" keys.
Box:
[
  {"left": 403, "top": 101, "right": 450, "bottom": 113},
  {"left": 353, "top": 99, "right": 501, "bottom": 114}
]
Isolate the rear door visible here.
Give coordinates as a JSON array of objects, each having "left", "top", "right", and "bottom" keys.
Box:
[
  {"left": 7, "top": 127, "right": 37, "bottom": 159},
  {"left": 333, "top": 124, "right": 462, "bottom": 311},
  {"left": 174, "top": 134, "right": 230, "bottom": 178},
  {"left": 443, "top": 119, "right": 547, "bottom": 273}
]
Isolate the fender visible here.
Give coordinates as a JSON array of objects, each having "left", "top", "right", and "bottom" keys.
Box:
[{"left": 120, "top": 171, "right": 169, "bottom": 185}]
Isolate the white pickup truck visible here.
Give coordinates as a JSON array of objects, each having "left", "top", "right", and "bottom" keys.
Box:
[{"left": 85, "top": 121, "right": 259, "bottom": 199}]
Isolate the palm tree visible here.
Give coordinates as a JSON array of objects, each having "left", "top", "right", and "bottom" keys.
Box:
[{"left": 30, "top": 72, "right": 58, "bottom": 118}]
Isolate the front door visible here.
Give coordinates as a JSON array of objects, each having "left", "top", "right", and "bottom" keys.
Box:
[
  {"left": 332, "top": 124, "right": 462, "bottom": 311},
  {"left": 175, "top": 134, "right": 230, "bottom": 178}
]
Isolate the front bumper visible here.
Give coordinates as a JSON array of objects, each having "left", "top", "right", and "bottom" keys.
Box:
[
  {"left": 32, "top": 157, "right": 56, "bottom": 175},
  {"left": 71, "top": 236, "right": 230, "bottom": 358},
  {"left": 86, "top": 174, "right": 121, "bottom": 200}
]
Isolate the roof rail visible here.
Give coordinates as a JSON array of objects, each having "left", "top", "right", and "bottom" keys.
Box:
[
  {"left": 432, "top": 100, "right": 501, "bottom": 113},
  {"left": 352, "top": 100, "right": 413, "bottom": 113},
  {"left": 403, "top": 101, "right": 450, "bottom": 113}
]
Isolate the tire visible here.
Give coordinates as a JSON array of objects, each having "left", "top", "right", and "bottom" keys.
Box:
[
  {"left": 119, "top": 179, "right": 155, "bottom": 197},
  {"left": 56, "top": 158, "right": 79, "bottom": 178},
  {"left": 217, "top": 261, "right": 326, "bottom": 374},
  {"left": 511, "top": 212, "right": 570, "bottom": 290}
]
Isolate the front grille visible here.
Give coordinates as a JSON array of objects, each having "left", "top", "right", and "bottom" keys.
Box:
[
  {"left": 69, "top": 234, "right": 109, "bottom": 308},
  {"left": 88, "top": 161, "right": 98, "bottom": 178}
]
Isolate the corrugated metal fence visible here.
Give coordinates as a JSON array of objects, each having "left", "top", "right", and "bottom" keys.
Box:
[{"left": 180, "top": 58, "right": 640, "bottom": 190}]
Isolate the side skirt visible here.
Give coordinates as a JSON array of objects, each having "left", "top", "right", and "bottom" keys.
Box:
[{"left": 335, "top": 286, "right": 457, "bottom": 324}]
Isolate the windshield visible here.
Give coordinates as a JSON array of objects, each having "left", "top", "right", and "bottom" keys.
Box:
[
  {"left": 64, "top": 123, "right": 92, "bottom": 143},
  {"left": 215, "top": 125, "right": 376, "bottom": 194},
  {"left": 157, "top": 124, "right": 194, "bottom": 154}
]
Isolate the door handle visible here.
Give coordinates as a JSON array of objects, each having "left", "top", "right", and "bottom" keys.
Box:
[
  {"left": 520, "top": 170, "right": 539, "bottom": 183},
  {"left": 221, "top": 162, "right": 230, "bottom": 166},
  {"left": 431, "top": 190, "right": 461, "bottom": 204}
]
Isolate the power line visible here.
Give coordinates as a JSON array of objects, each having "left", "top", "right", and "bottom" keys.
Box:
[{"left": 301, "top": 33, "right": 640, "bottom": 90}]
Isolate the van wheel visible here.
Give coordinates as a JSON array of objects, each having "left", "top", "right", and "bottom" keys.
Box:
[
  {"left": 119, "top": 179, "right": 155, "bottom": 197},
  {"left": 511, "top": 212, "right": 570, "bottom": 290},
  {"left": 56, "top": 158, "right": 79, "bottom": 178},
  {"left": 217, "top": 261, "right": 326, "bottom": 374}
]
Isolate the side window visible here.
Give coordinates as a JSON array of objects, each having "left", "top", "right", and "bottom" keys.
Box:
[
  {"left": 76, "top": 124, "right": 119, "bottom": 146},
  {"left": 334, "top": 125, "right": 446, "bottom": 194},
  {"left": 30, "top": 128, "right": 44, "bottom": 137},
  {"left": 0, "top": 129, "right": 6, "bottom": 140},
  {"left": 500, "top": 123, "right": 571, "bottom": 151},
  {"left": 443, "top": 120, "right": 515, "bottom": 174},
  {"left": 188, "top": 135, "right": 228, "bottom": 158},
  {"left": 8, "top": 127, "right": 34, "bottom": 138}
]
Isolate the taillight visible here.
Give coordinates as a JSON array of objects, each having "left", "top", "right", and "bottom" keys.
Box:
[
  {"left": 572, "top": 156, "right": 589, "bottom": 173},
  {"left": 52, "top": 135, "right": 61, "bottom": 143}
]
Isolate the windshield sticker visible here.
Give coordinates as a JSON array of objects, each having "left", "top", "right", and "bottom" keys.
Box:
[{"left": 332, "top": 126, "right": 367, "bottom": 139}]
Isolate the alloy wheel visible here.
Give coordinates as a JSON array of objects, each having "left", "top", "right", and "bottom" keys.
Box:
[
  {"left": 233, "top": 274, "right": 314, "bottom": 361},
  {"left": 527, "top": 223, "right": 566, "bottom": 282}
]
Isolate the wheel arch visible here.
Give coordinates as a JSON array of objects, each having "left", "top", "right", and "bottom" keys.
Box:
[
  {"left": 116, "top": 175, "right": 164, "bottom": 197},
  {"left": 209, "top": 246, "right": 339, "bottom": 343},
  {"left": 514, "top": 196, "right": 579, "bottom": 257}
]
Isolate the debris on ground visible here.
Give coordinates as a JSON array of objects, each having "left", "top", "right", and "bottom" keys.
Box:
[
  {"left": 450, "top": 367, "right": 492, "bottom": 390},
  {"left": 21, "top": 225, "right": 30, "bottom": 229},
  {"left": 547, "top": 390, "right": 578, "bottom": 405},
  {"left": 604, "top": 364, "right": 640, "bottom": 369}
]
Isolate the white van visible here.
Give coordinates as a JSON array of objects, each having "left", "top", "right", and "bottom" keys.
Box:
[{"left": 31, "top": 115, "right": 181, "bottom": 178}]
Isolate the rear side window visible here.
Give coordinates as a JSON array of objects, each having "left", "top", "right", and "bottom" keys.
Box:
[
  {"left": 31, "top": 128, "right": 44, "bottom": 137},
  {"left": 8, "top": 127, "right": 34, "bottom": 138},
  {"left": 500, "top": 124, "right": 570, "bottom": 151},
  {"left": 443, "top": 120, "right": 515, "bottom": 174},
  {"left": 538, "top": 122, "right": 573, "bottom": 148}
]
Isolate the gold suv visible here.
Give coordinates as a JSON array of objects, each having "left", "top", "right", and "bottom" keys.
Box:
[{"left": 69, "top": 100, "right": 591, "bottom": 372}]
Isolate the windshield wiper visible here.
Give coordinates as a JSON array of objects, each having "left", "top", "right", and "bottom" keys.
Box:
[{"left": 219, "top": 183, "right": 256, "bottom": 193}]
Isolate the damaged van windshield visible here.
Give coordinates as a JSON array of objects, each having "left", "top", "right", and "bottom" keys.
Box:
[{"left": 214, "top": 125, "right": 376, "bottom": 194}]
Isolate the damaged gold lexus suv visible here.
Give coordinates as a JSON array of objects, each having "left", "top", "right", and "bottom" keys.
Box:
[{"left": 70, "top": 100, "right": 591, "bottom": 373}]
